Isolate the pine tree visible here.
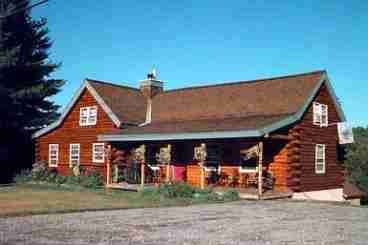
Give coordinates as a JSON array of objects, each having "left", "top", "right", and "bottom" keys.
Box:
[
  {"left": 0, "top": 0, "right": 64, "bottom": 183},
  {"left": 0, "top": 0, "right": 64, "bottom": 131}
]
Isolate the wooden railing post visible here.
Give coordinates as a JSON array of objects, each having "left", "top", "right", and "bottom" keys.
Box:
[
  {"left": 166, "top": 144, "right": 172, "bottom": 183},
  {"left": 200, "top": 162, "right": 205, "bottom": 189},
  {"left": 258, "top": 141, "right": 264, "bottom": 200},
  {"left": 106, "top": 144, "right": 112, "bottom": 186},
  {"left": 166, "top": 164, "right": 170, "bottom": 183},
  {"left": 141, "top": 160, "right": 145, "bottom": 190}
]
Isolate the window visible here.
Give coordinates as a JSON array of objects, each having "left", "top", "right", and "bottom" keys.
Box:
[
  {"left": 315, "top": 144, "right": 326, "bottom": 174},
  {"left": 49, "top": 144, "right": 59, "bottom": 167},
  {"left": 93, "top": 143, "right": 105, "bottom": 163},
  {"left": 69, "top": 144, "right": 80, "bottom": 167},
  {"left": 313, "top": 102, "right": 328, "bottom": 127},
  {"left": 239, "top": 145, "right": 258, "bottom": 173},
  {"left": 239, "top": 157, "right": 257, "bottom": 173},
  {"left": 88, "top": 106, "right": 97, "bottom": 125},
  {"left": 79, "top": 106, "right": 97, "bottom": 126}
]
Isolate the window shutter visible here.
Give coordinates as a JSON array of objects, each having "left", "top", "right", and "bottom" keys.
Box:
[
  {"left": 321, "top": 104, "right": 328, "bottom": 127},
  {"left": 88, "top": 106, "right": 97, "bottom": 125}
]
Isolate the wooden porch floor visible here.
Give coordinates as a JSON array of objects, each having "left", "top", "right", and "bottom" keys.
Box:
[{"left": 106, "top": 182, "right": 293, "bottom": 200}]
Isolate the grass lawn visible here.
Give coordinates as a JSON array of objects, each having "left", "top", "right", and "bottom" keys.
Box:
[{"left": 0, "top": 184, "right": 206, "bottom": 218}]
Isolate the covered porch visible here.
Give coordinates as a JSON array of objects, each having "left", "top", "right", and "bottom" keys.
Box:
[{"left": 101, "top": 135, "right": 294, "bottom": 199}]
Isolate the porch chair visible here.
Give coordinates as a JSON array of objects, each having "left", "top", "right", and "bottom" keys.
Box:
[
  {"left": 246, "top": 173, "right": 258, "bottom": 186},
  {"left": 147, "top": 164, "right": 161, "bottom": 184}
]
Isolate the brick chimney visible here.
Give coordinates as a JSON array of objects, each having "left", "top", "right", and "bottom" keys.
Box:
[
  {"left": 139, "top": 70, "right": 163, "bottom": 99},
  {"left": 139, "top": 70, "right": 163, "bottom": 125}
]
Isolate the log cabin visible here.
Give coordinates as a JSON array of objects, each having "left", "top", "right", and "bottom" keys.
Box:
[{"left": 33, "top": 70, "right": 347, "bottom": 197}]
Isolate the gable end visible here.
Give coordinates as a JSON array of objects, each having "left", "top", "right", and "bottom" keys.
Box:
[
  {"left": 261, "top": 72, "right": 346, "bottom": 135},
  {"left": 32, "top": 80, "right": 122, "bottom": 139}
]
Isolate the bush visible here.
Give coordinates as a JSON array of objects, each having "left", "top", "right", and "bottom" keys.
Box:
[
  {"left": 45, "top": 168, "right": 58, "bottom": 183},
  {"left": 31, "top": 161, "right": 49, "bottom": 181},
  {"left": 357, "top": 176, "right": 368, "bottom": 193},
  {"left": 223, "top": 189, "right": 240, "bottom": 201},
  {"left": 80, "top": 170, "right": 104, "bottom": 189},
  {"left": 157, "top": 182, "right": 195, "bottom": 198},
  {"left": 14, "top": 169, "right": 32, "bottom": 184},
  {"left": 55, "top": 175, "right": 67, "bottom": 185}
]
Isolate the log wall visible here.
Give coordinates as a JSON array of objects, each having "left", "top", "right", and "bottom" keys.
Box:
[
  {"left": 287, "top": 83, "right": 344, "bottom": 191},
  {"left": 35, "top": 88, "right": 119, "bottom": 178}
]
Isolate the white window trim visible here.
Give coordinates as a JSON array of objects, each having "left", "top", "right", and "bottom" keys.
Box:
[
  {"left": 69, "top": 143, "right": 80, "bottom": 167},
  {"left": 93, "top": 143, "right": 105, "bottom": 163},
  {"left": 315, "top": 144, "right": 326, "bottom": 174},
  {"left": 313, "top": 102, "right": 328, "bottom": 127},
  {"left": 79, "top": 106, "right": 98, "bottom": 126},
  {"left": 48, "top": 144, "right": 59, "bottom": 167}
]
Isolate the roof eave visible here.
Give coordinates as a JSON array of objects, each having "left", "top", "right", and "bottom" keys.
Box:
[{"left": 98, "top": 129, "right": 264, "bottom": 142}]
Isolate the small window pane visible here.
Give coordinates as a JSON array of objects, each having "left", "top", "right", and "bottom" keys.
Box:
[
  {"left": 315, "top": 144, "right": 325, "bottom": 174},
  {"left": 93, "top": 143, "right": 105, "bottom": 163},
  {"left": 49, "top": 144, "right": 59, "bottom": 167},
  {"left": 69, "top": 144, "right": 80, "bottom": 167}
]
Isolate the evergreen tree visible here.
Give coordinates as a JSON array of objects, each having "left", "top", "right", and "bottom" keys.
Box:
[
  {"left": 0, "top": 0, "right": 64, "bottom": 131},
  {"left": 344, "top": 126, "right": 368, "bottom": 193},
  {"left": 0, "top": 0, "right": 64, "bottom": 183}
]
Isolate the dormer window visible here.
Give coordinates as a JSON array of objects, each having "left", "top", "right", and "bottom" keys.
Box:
[
  {"left": 79, "top": 106, "right": 97, "bottom": 126},
  {"left": 313, "top": 102, "right": 328, "bottom": 127}
]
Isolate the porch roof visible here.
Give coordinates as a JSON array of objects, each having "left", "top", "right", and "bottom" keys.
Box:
[{"left": 98, "top": 113, "right": 292, "bottom": 141}]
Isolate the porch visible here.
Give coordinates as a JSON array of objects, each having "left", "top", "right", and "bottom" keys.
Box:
[{"left": 103, "top": 136, "right": 293, "bottom": 199}]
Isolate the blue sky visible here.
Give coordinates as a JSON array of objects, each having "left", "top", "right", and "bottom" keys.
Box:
[{"left": 32, "top": 1, "right": 367, "bottom": 126}]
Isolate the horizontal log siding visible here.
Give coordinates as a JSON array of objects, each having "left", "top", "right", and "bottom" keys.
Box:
[
  {"left": 268, "top": 143, "right": 289, "bottom": 192},
  {"left": 290, "top": 83, "right": 344, "bottom": 191},
  {"left": 186, "top": 164, "right": 202, "bottom": 188},
  {"left": 35, "top": 89, "right": 119, "bottom": 178}
]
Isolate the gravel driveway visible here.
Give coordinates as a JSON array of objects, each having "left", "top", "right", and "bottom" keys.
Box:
[{"left": 0, "top": 200, "right": 367, "bottom": 245}]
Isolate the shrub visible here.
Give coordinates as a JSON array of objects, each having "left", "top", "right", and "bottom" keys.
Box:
[
  {"left": 14, "top": 169, "right": 32, "bottom": 184},
  {"left": 357, "top": 176, "right": 368, "bottom": 193},
  {"left": 157, "top": 182, "right": 195, "bottom": 198},
  {"left": 55, "top": 175, "right": 67, "bottom": 185},
  {"left": 65, "top": 175, "right": 81, "bottom": 186},
  {"left": 31, "top": 161, "right": 49, "bottom": 181},
  {"left": 206, "top": 191, "right": 223, "bottom": 201},
  {"left": 80, "top": 170, "right": 104, "bottom": 189},
  {"left": 45, "top": 168, "right": 58, "bottom": 183},
  {"left": 223, "top": 189, "right": 240, "bottom": 201}
]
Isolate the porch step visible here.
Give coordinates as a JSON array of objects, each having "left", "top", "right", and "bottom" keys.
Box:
[{"left": 238, "top": 191, "right": 293, "bottom": 200}]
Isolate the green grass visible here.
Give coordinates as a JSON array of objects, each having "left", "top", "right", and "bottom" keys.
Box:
[{"left": 0, "top": 184, "right": 220, "bottom": 218}]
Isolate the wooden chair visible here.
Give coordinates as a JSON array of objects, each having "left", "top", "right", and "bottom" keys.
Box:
[{"left": 246, "top": 173, "right": 258, "bottom": 186}]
